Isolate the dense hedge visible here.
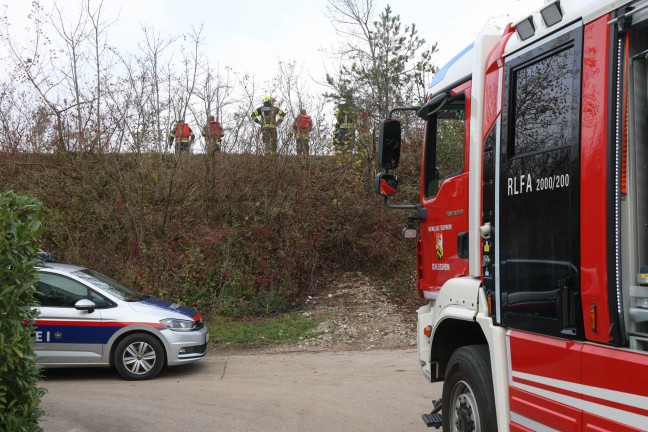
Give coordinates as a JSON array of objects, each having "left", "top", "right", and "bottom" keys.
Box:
[
  {"left": 0, "top": 191, "right": 45, "bottom": 431},
  {"left": 0, "top": 151, "right": 419, "bottom": 316}
]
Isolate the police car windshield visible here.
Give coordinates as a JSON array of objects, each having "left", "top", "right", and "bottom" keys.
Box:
[{"left": 72, "top": 269, "right": 144, "bottom": 301}]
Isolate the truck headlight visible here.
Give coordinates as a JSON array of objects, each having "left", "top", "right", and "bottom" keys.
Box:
[{"left": 160, "top": 318, "right": 196, "bottom": 331}]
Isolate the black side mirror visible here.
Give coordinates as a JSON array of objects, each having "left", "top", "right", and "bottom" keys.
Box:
[
  {"left": 378, "top": 119, "right": 401, "bottom": 169},
  {"left": 375, "top": 173, "right": 399, "bottom": 197}
]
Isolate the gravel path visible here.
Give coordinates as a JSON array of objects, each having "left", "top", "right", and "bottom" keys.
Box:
[{"left": 248, "top": 272, "right": 419, "bottom": 354}]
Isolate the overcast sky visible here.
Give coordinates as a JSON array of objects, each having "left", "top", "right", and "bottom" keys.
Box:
[{"left": 3, "top": 0, "right": 545, "bottom": 93}]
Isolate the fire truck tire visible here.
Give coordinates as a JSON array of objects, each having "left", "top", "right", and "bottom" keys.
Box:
[{"left": 442, "top": 344, "right": 496, "bottom": 432}]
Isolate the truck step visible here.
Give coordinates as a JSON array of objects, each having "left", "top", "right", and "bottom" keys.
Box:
[
  {"left": 422, "top": 412, "right": 442, "bottom": 428},
  {"left": 422, "top": 399, "right": 443, "bottom": 428}
]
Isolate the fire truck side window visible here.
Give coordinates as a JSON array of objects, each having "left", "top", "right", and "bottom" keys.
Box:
[
  {"left": 511, "top": 48, "right": 577, "bottom": 156},
  {"left": 424, "top": 95, "right": 466, "bottom": 198}
]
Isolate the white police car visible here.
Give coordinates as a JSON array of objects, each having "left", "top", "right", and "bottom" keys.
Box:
[{"left": 33, "top": 261, "right": 208, "bottom": 380}]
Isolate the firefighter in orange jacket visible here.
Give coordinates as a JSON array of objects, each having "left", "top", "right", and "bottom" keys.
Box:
[
  {"left": 251, "top": 96, "right": 285, "bottom": 153},
  {"left": 293, "top": 108, "right": 313, "bottom": 156},
  {"left": 168, "top": 119, "right": 195, "bottom": 153},
  {"left": 202, "top": 115, "right": 224, "bottom": 154}
]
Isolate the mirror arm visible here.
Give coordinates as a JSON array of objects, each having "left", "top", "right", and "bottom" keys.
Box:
[
  {"left": 417, "top": 91, "right": 450, "bottom": 119},
  {"left": 382, "top": 195, "right": 427, "bottom": 221},
  {"left": 388, "top": 105, "right": 422, "bottom": 120}
]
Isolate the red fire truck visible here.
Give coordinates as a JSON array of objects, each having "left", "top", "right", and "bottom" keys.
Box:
[{"left": 376, "top": 0, "right": 648, "bottom": 430}]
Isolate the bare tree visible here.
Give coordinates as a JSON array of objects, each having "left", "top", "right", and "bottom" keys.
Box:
[
  {"left": 0, "top": 81, "right": 40, "bottom": 152},
  {"left": 49, "top": 1, "right": 92, "bottom": 150},
  {"left": 139, "top": 26, "right": 177, "bottom": 152},
  {"left": 192, "top": 63, "right": 235, "bottom": 152},
  {"left": 1, "top": 1, "right": 69, "bottom": 151},
  {"left": 170, "top": 25, "right": 204, "bottom": 123},
  {"left": 230, "top": 72, "right": 260, "bottom": 154},
  {"left": 84, "top": 0, "right": 118, "bottom": 151},
  {"left": 273, "top": 60, "right": 317, "bottom": 155}
]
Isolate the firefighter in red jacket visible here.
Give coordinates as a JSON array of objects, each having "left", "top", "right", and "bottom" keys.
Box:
[
  {"left": 168, "top": 119, "right": 195, "bottom": 153},
  {"left": 293, "top": 108, "right": 313, "bottom": 156},
  {"left": 202, "top": 115, "right": 224, "bottom": 154},
  {"left": 251, "top": 96, "right": 285, "bottom": 153}
]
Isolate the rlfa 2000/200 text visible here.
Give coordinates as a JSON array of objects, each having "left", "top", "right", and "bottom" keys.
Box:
[{"left": 507, "top": 174, "right": 570, "bottom": 196}]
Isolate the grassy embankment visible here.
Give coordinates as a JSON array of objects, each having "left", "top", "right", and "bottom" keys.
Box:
[
  {"left": 2, "top": 151, "right": 419, "bottom": 346},
  {"left": 207, "top": 315, "right": 324, "bottom": 347}
]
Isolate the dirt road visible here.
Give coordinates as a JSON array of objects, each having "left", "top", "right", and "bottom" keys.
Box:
[{"left": 39, "top": 348, "right": 441, "bottom": 432}]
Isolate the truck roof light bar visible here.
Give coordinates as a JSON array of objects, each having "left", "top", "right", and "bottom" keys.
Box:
[
  {"left": 541, "top": 1, "right": 562, "bottom": 28},
  {"left": 515, "top": 15, "right": 535, "bottom": 41}
]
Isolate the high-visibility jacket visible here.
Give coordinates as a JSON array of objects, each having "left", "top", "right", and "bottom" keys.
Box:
[
  {"left": 251, "top": 105, "right": 286, "bottom": 128},
  {"left": 294, "top": 114, "right": 313, "bottom": 139},
  {"left": 335, "top": 110, "right": 355, "bottom": 130},
  {"left": 203, "top": 120, "right": 223, "bottom": 143},
  {"left": 295, "top": 114, "right": 312, "bottom": 133},
  {"left": 169, "top": 122, "right": 194, "bottom": 143}
]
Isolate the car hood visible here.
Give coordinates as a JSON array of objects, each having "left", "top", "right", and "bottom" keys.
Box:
[{"left": 128, "top": 297, "right": 199, "bottom": 320}]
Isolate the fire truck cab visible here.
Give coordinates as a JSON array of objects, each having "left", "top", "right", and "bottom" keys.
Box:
[{"left": 377, "top": 0, "right": 648, "bottom": 430}]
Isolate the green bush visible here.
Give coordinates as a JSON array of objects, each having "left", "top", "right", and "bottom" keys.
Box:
[
  {"left": 0, "top": 191, "right": 45, "bottom": 431},
  {"left": 0, "top": 151, "right": 418, "bottom": 318}
]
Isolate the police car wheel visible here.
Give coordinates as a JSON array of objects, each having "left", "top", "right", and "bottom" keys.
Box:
[{"left": 114, "top": 333, "right": 165, "bottom": 380}]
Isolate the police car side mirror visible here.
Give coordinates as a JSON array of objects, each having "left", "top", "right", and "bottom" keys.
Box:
[{"left": 75, "top": 299, "right": 96, "bottom": 313}]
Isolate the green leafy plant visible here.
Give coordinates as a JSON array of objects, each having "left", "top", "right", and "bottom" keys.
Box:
[
  {"left": 0, "top": 191, "right": 46, "bottom": 431},
  {"left": 207, "top": 314, "right": 323, "bottom": 347}
]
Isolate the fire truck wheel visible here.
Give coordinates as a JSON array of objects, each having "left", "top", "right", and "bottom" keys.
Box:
[{"left": 442, "top": 345, "right": 496, "bottom": 432}]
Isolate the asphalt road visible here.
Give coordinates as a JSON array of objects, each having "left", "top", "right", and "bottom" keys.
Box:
[{"left": 39, "top": 348, "right": 442, "bottom": 432}]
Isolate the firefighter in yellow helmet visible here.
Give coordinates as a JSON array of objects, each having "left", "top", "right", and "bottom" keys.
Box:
[
  {"left": 251, "top": 96, "right": 285, "bottom": 153},
  {"left": 333, "top": 104, "right": 355, "bottom": 154}
]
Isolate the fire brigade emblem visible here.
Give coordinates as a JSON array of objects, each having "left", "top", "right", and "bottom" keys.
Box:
[
  {"left": 54, "top": 332, "right": 63, "bottom": 340},
  {"left": 435, "top": 234, "right": 443, "bottom": 260}
]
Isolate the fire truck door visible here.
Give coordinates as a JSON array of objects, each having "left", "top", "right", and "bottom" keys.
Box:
[
  {"left": 498, "top": 22, "right": 582, "bottom": 343},
  {"left": 499, "top": 22, "right": 584, "bottom": 431},
  {"left": 419, "top": 87, "right": 470, "bottom": 295}
]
